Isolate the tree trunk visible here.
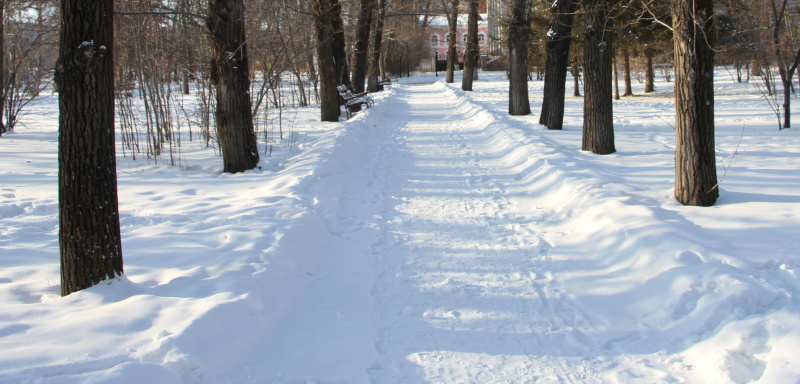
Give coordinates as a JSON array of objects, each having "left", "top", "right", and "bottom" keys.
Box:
[
  {"left": 614, "top": 52, "right": 620, "bottom": 100},
  {"left": 508, "top": 0, "right": 531, "bottom": 115},
  {"left": 367, "top": 0, "right": 386, "bottom": 92},
  {"left": 0, "top": 0, "right": 5, "bottom": 136},
  {"left": 783, "top": 74, "right": 791, "bottom": 128},
  {"left": 581, "top": 0, "right": 615, "bottom": 155},
  {"left": 770, "top": 0, "right": 797, "bottom": 129},
  {"left": 462, "top": 0, "right": 479, "bottom": 91},
  {"left": 209, "top": 0, "right": 260, "bottom": 172},
  {"left": 182, "top": 70, "right": 190, "bottom": 95},
  {"left": 55, "top": 0, "right": 123, "bottom": 296},
  {"left": 572, "top": 56, "right": 581, "bottom": 96},
  {"left": 314, "top": 0, "right": 345, "bottom": 121},
  {"left": 179, "top": 0, "right": 191, "bottom": 95},
  {"left": 672, "top": 0, "right": 718, "bottom": 206},
  {"left": 351, "top": 0, "right": 374, "bottom": 94},
  {"left": 645, "top": 52, "right": 655, "bottom": 92},
  {"left": 446, "top": 0, "right": 459, "bottom": 84},
  {"left": 294, "top": 69, "right": 309, "bottom": 107},
  {"left": 538, "top": 0, "right": 576, "bottom": 129},
  {"left": 611, "top": 55, "right": 619, "bottom": 100},
  {"left": 622, "top": 46, "right": 633, "bottom": 96},
  {"left": 333, "top": 6, "right": 349, "bottom": 88}
]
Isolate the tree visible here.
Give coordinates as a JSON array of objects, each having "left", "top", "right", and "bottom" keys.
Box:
[
  {"left": 615, "top": 1, "right": 636, "bottom": 97},
  {"left": 508, "top": 0, "right": 532, "bottom": 115},
  {"left": 444, "top": 0, "right": 459, "bottom": 83},
  {"left": 621, "top": 45, "right": 633, "bottom": 96},
  {"left": 314, "top": 0, "right": 346, "bottom": 121},
  {"left": 581, "top": 0, "right": 615, "bottom": 154},
  {"left": 461, "top": 0, "right": 479, "bottom": 91},
  {"left": 367, "top": 0, "right": 386, "bottom": 92},
  {"left": 55, "top": 0, "right": 123, "bottom": 296},
  {"left": 208, "top": 0, "right": 260, "bottom": 172},
  {"left": 638, "top": 1, "right": 671, "bottom": 93},
  {"left": 716, "top": 0, "right": 759, "bottom": 83},
  {"left": 0, "top": 0, "right": 5, "bottom": 136},
  {"left": 539, "top": 0, "right": 577, "bottom": 129},
  {"left": 624, "top": 0, "right": 670, "bottom": 94},
  {"left": 351, "top": 0, "right": 375, "bottom": 93},
  {"left": 0, "top": 0, "right": 58, "bottom": 134},
  {"left": 767, "top": 0, "right": 800, "bottom": 129},
  {"left": 672, "top": 0, "right": 718, "bottom": 206}
]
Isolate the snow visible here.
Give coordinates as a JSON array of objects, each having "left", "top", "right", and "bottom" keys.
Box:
[
  {"left": 427, "top": 14, "right": 488, "bottom": 27},
  {"left": 1, "top": 71, "right": 800, "bottom": 383}
]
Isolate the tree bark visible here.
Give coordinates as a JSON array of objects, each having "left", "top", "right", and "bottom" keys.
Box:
[
  {"left": 314, "top": 0, "right": 345, "bottom": 121},
  {"left": 445, "top": 0, "right": 459, "bottom": 84},
  {"left": 367, "top": 0, "right": 386, "bottom": 92},
  {"left": 351, "top": 0, "right": 375, "bottom": 94},
  {"left": 508, "top": 0, "right": 531, "bottom": 115},
  {"left": 581, "top": 0, "right": 615, "bottom": 155},
  {"left": 0, "top": 0, "right": 5, "bottom": 136},
  {"left": 332, "top": 2, "right": 349, "bottom": 88},
  {"left": 55, "top": 0, "right": 123, "bottom": 296},
  {"left": 462, "top": 0, "right": 479, "bottom": 91},
  {"left": 622, "top": 46, "right": 633, "bottom": 96},
  {"left": 769, "top": 0, "right": 799, "bottom": 129},
  {"left": 613, "top": 52, "right": 620, "bottom": 100},
  {"left": 644, "top": 52, "right": 655, "bottom": 92},
  {"left": 180, "top": 0, "right": 192, "bottom": 95},
  {"left": 208, "top": 0, "right": 260, "bottom": 172},
  {"left": 539, "top": 0, "right": 576, "bottom": 129},
  {"left": 572, "top": 56, "right": 581, "bottom": 96},
  {"left": 672, "top": 0, "right": 718, "bottom": 206}
]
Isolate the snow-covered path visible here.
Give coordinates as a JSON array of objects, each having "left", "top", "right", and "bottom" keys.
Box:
[
  {"left": 367, "top": 85, "right": 595, "bottom": 383},
  {"left": 259, "top": 84, "right": 605, "bottom": 383},
  {"left": 253, "top": 82, "right": 800, "bottom": 383}
]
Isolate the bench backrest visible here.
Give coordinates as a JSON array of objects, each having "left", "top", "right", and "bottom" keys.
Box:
[{"left": 337, "top": 85, "right": 356, "bottom": 100}]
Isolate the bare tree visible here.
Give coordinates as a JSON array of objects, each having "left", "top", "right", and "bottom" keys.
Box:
[
  {"left": 581, "top": 0, "right": 615, "bottom": 154},
  {"left": 508, "top": 0, "right": 532, "bottom": 115},
  {"left": 1, "top": 0, "right": 58, "bottom": 133},
  {"left": 461, "top": 0, "right": 479, "bottom": 90},
  {"left": 0, "top": 0, "right": 5, "bottom": 136},
  {"left": 367, "top": 0, "right": 386, "bottom": 92},
  {"left": 351, "top": 0, "right": 375, "bottom": 93},
  {"left": 208, "top": 0, "right": 260, "bottom": 172},
  {"left": 621, "top": 45, "right": 633, "bottom": 96},
  {"left": 55, "top": 0, "right": 124, "bottom": 295},
  {"left": 672, "top": 0, "right": 718, "bottom": 206},
  {"left": 315, "top": 0, "right": 346, "bottom": 120},
  {"left": 767, "top": 0, "right": 800, "bottom": 129},
  {"left": 539, "top": 0, "right": 577, "bottom": 129},
  {"left": 444, "top": 0, "right": 459, "bottom": 83}
]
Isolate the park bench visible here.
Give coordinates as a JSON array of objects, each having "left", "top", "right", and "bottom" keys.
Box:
[
  {"left": 378, "top": 76, "right": 394, "bottom": 88},
  {"left": 337, "top": 84, "right": 374, "bottom": 119},
  {"left": 115, "top": 81, "right": 136, "bottom": 99}
]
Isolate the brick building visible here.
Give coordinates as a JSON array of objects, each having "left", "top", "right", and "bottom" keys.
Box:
[{"left": 418, "top": 0, "right": 506, "bottom": 72}]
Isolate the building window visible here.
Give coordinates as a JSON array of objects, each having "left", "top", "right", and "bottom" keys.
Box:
[
  {"left": 478, "top": 33, "right": 485, "bottom": 43},
  {"left": 462, "top": 34, "right": 468, "bottom": 43},
  {"left": 430, "top": 34, "right": 439, "bottom": 46}
]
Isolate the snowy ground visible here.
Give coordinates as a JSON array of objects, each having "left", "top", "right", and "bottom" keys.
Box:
[{"left": 1, "top": 72, "right": 799, "bottom": 384}]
